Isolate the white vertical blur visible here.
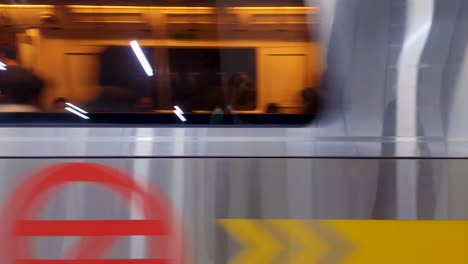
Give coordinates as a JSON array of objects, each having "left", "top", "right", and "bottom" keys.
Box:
[
  {"left": 171, "top": 128, "right": 185, "bottom": 264},
  {"left": 60, "top": 128, "right": 90, "bottom": 257},
  {"left": 314, "top": 0, "right": 337, "bottom": 68},
  {"left": 130, "top": 128, "right": 153, "bottom": 258},
  {"left": 395, "top": 0, "right": 434, "bottom": 219},
  {"left": 396, "top": 0, "right": 433, "bottom": 153},
  {"left": 446, "top": 34, "right": 468, "bottom": 145}
]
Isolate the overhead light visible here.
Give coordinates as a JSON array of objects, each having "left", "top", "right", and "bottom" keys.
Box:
[
  {"left": 0, "top": 61, "right": 6, "bottom": 71},
  {"left": 173, "top": 105, "right": 186, "bottom": 122},
  {"left": 65, "top": 102, "right": 89, "bottom": 119},
  {"left": 130, "top": 40, "right": 154, "bottom": 77}
]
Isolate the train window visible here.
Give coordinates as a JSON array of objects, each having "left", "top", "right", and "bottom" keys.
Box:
[
  {"left": 0, "top": 1, "right": 321, "bottom": 126},
  {"left": 168, "top": 48, "right": 256, "bottom": 111}
]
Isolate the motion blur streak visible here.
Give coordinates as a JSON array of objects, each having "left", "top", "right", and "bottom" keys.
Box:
[
  {"left": 65, "top": 102, "right": 88, "bottom": 114},
  {"left": 395, "top": 0, "right": 434, "bottom": 219},
  {"left": 173, "top": 106, "right": 187, "bottom": 122},
  {"left": 130, "top": 40, "right": 154, "bottom": 77},
  {"left": 65, "top": 107, "right": 90, "bottom": 119}
]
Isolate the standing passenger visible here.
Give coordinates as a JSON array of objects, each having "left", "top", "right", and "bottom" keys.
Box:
[
  {"left": 227, "top": 73, "right": 254, "bottom": 110},
  {"left": 0, "top": 45, "right": 18, "bottom": 67},
  {"left": 0, "top": 45, "right": 19, "bottom": 100},
  {"left": 301, "top": 87, "right": 321, "bottom": 115},
  {"left": 0, "top": 67, "right": 44, "bottom": 112}
]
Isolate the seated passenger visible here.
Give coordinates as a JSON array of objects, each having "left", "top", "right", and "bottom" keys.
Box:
[
  {"left": 0, "top": 93, "right": 6, "bottom": 104},
  {"left": 234, "top": 90, "right": 256, "bottom": 110},
  {"left": 0, "top": 67, "right": 44, "bottom": 112},
  {"left": 265, "top": 103, "right": 280, "bottom": 113},
  {"left": 171, "top": 73, "right": 194, "bottom": 113},
  {"left": 51, "top": 97, "right": 67, "bottom": 112},
  {"left": 227, "top": 72, "right": 254, "bottom": 110},
  {"left": 87, "top": 86, "right": 138, "bottom": 112},
  {"left": 134, "top": 97, "right": 154, "bottom": 112},
  {"left": 209, "top": 86, "right": 230, "bottom": 124}
]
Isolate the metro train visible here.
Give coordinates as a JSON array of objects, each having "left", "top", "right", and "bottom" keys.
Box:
[
  {"left": 0, "top": 0, "right": 468, "bottom": 263},
  {"left": 0, "top": 4, "right": 322, "bottom": 114}
]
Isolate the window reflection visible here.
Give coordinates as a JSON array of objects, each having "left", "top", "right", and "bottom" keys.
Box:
[{"left": 0, "top": 3, "right": 321, "bottom": 120}]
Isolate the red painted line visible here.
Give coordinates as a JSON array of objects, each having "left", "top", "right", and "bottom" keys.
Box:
[
  {"left": 17, "top": 259, "right": 170, "bottom": 264},
  {"left": 15, "top": 220, "right": 167, "bottom": 236}
]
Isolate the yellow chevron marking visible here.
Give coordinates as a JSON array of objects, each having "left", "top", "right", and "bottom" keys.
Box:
[
  {"left": 220, "top": 219, "right": 468, "bottom": 264},
  {"left": 329, "top": 220, "right": 468, "bottom": 264},
  {"left": 270, "top": 220, "right": 327, "bottom": 264},
  {"left": 218, "top": 219, "right": 281, "bottom": 264}
]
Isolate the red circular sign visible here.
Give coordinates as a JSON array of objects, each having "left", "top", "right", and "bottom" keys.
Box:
[{"left": 0, "top": 162, "right": 187, "bottom": 264}]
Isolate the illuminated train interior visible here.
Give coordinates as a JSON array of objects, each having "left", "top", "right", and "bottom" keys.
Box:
[{"left": 0, "top": 2, "right": 322, "bottom": 121}]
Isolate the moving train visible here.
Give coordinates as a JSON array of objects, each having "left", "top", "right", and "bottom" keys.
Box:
[
  {"left": 0, "top": 0, "right": 467, "bottom": 263},
  {"left": 0, "top": 4, "right": 322, "bottom": 114}
]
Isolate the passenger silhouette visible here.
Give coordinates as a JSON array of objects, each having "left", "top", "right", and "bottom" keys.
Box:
[
  {"left": 91, "top": 46, "right": 152, "bottom": 112},
  {"left": 51, "top": 97, "right": 67, "bottom": 112},
  {"left": 227, "top": 72, "right": 254, "bottom": 110},
  {"left": 87, "top": 86, "right": 138, "bottom": 112},
  {"left": 265, "top": 103, "right": 280, "bottom": 113},
  {"left": 0, "top": 45, "right": 18, "bottom": 67},
  {"left": 301, "top": 87, "right": 321, "bottom": 114},
  {"left": 0, "top": 67, "right": 44, "bottom": 112},
  {"left": 134, "top": 97, "right": 154, "bottom": 112}
]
